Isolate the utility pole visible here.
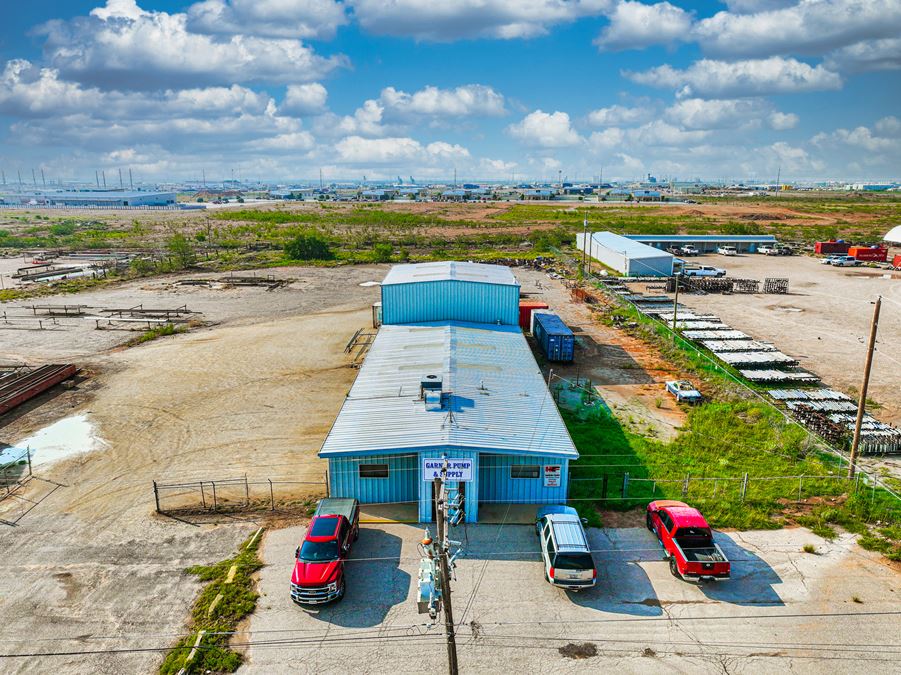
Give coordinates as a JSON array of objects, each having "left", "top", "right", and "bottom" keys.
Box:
[
  {"left": 41, "top": 168, "right": 46, "bottom": 187},
  {"left": 129, "top": 168, "right": 134, "bottom": 189},
  {"left": 95, "top": 170, "right": 100, "bottom": 189},
  {"left": 848, "top": 296, "right": 881, "bottom": 478},
  {"left": 433, "top": 467, "right": 459, "bottom": 675},
  {"left": 102, "top": 170, "right": 107, "bottom": 189},
  {"left": 671, "top": 275, "right": 680, "bottom": 336},
  {"left": 582, "top": 215, "right": 588, "bottom": 275}
]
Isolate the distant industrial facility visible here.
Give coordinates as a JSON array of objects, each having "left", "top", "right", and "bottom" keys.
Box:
[
  {"left": 0, "top": 190, "right": 177, "bottom": 208},
  {"left": 319, "top": 261, "right": 578, "bottom": 523}
]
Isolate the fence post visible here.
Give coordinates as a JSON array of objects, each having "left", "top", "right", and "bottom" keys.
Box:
[
  {"left": 200, "top": 482, "right": 207, "bottom": 510},
  {"left": 854, "top": 472, "right": 861, "bottom": 493},
  {"left": 601, "top": 474, "right": 609, "bottom": 501},
  {"left": 622, "top": 472, "right": 630, "bottom": 499},
  {"left": 324, "top": 471, "right": 330, "bottom": 498},
  {"left": 798, "top": 475, "right": 803, "bottom": 503},
  {"left": 682, "top": 474, "right": 690, "bottom": 499},
  {"left": 153, "top": 480, "right": 160, "bottom": 513},
  {"left": 211, "top": 481, "right": 218, "bottom": 511},
  {"left": 740, "top": 473, "right": 749, "bottom": 502},
  {"left": 269, "top": 479, "right": 275, "bottom": 511},
  {"left": 244, "top": 474, "right": 250, "bottom": 507},
  {"left": 26, "top": 447, "right": 32, "bottom": 478}
]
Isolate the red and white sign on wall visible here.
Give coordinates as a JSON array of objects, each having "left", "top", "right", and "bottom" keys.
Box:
[{"left": 543, "top": 465, "right": 562, "bottom": 488}]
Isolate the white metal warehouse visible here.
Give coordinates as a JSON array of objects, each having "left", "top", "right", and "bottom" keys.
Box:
[{"left": 576, "top": 231, "right": 674, "bottom": 276}]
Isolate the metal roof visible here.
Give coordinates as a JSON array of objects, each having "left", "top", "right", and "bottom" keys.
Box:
[
  {"left": 626, "top": 234, "right": 778, "bottom": 243},
  {"left": 588, "top": 231, "right": 674, "bottom": 261},
  {"left": 319, "top": 322, "right": 579, "bottom": 459},
  {"left": 381, "top": 261, "right": 518, "bottom": 287}
]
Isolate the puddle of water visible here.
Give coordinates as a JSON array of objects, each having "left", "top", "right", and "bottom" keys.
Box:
[{"left": 12, "top": 414, "right": 106, "bottom": 467}]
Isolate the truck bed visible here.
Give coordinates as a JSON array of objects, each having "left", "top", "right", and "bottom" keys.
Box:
[
  {"left": 682, "top": 544, "right": 727, "bottom": 564},
  {"left": 314, "top": 498, "right": 359, "bottom": 522}
]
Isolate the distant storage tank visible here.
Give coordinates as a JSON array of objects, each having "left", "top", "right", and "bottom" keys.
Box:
[
  {"left": 814, "top": 240, "right": 850, "bottom": 255},
  {"left": 848, "top": 246, "right": 888, "bottom": 262},
  {"left": 518, "top": 300, "right": 549, "bottom": 331},
  {"left": 532, "top": 311, "right": 574, "bottom": 363}
]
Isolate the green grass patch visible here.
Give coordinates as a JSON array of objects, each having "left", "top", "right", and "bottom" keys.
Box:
[
  {"left": 127, "top": 324, "right": 184, "bottom": 346},
  {"left": 159, "top": 529, "right": 265, "bottom": 675}
]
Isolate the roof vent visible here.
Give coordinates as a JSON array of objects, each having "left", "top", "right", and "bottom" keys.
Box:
[{"left": 420, "top": 374, "right": 443, "bottom": 396}]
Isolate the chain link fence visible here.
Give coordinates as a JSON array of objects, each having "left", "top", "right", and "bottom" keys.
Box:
[{"left": 153, "top": 475, "right": 328, "bottom": 515}]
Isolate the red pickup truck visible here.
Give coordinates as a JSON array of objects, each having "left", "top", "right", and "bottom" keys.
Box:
[
  {"left": 646, "top": 500, "right": 730, "bottom": 582},
  {"left": 291, "top": 498, "right": 360, "bottom": 605}
]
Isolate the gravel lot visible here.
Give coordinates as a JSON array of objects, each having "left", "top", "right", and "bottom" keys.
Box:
[
  {"left": 246, "top": 522, "right": 901, "bottom": 674},
  {"left": 0, "top": 266, "right": 384, "bottom": 674},
  {"left": 673, "top": 254, "right": 901, "bottom": 426}
]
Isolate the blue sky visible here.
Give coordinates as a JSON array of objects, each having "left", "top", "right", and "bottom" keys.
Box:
[{"left": 0, "top": 0, "right": 899, "bottom": 183}]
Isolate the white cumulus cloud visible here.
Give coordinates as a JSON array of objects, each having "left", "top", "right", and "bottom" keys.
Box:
[
  {"left": 334, "top": 135, "right": 469, "bottom": 164},
  {"left": 187, "top": 0, "right": 347, "bottom": 39},
  {"left": 587, "top": 104, "right": 652, "bottom": 126},
  {"left": 694, "top": 0, "right": 901, "bottom": 59},
  {"left": 379, "top": 85, "right": 506, "bottom": 118},
  {"left": 507, "top": 110, "right": 582, "bottom": 148},
  {"left": 626, "top": 57, "right": 843, "bottom": 98},
  {"left": 349, "top": 0, "right": 611, "bottom": 41},
  {"left": 36, "top": 0, "right": 347, "bottom": 89},
  {"left": 281, "top": 83, "right": 329, "bottom": 116},
  {"left": 595, "top": 1, "right": 694, "bottom": 51}
]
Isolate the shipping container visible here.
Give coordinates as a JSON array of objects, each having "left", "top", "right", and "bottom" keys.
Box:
[
  {"left": 532, "top": 311, "right": 575, "bottom": 362},
  {"left": 892, "top": 254, "right": 901, "bottom": 269},
  {"left": 815, "top": 240, "right": 850, "bottom": 255},
  {"left": 848, "top": 246, "right": 888, "bottom": 262},
  {"left": 518, "top": 300, "right": 549, "bottom": 331}
]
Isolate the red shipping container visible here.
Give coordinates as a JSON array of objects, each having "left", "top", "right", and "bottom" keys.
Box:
[
  {"left": 848, "top": 246, "right": 888, "bottom": 262},
  {"left": 519, "top": 300, "right": 549, "bottom": 331},
  {"left": 815, "top": 241, "right": 850, "bottom": 255},
  {"left": 893, "top": 254, "right": 901, "bottom": 269}
]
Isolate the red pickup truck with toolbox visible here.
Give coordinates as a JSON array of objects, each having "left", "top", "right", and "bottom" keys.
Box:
[
  {"left": 646, "top": 500, "right": 730, "bottom": 581},
  {"left": 291, "top": 498, "right": 360, "bottom": 605}
]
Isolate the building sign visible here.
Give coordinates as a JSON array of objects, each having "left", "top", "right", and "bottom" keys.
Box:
[
  {"left": 543, "top": 465, "right": 562, "bottom": 488},
  {"left": 423, "top": 458, "right": 473, "bottom": 482}
]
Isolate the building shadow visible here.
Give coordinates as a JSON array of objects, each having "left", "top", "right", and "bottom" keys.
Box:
[
  {"left": 696, "top": 534, "right": 784, "bottom": 606},
  {"left": 566, "top": 527, "right": 663, "bottom": 616},
  {"left": 305, "top": 527, "right": 410, "bottom": 628}
]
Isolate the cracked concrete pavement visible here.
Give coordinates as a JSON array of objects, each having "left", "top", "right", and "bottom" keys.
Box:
[{"left": 243, "top": 523, "right": 901, "bottom": 674}]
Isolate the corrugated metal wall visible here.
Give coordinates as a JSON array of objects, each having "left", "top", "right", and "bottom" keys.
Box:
[
  {"left": 382, "top": 281, "right": 519, "bottom": 326},
  {"left": 479, "top": 453, "right": 569, "bottom": 504},
  {"left": 329, "top": 453, "right": 418, "bottom": 504},
  {"left": 626, "top": 255, "right": 673, "bottom": 276}
]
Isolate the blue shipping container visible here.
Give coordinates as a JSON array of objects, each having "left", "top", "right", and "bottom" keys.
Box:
[{"left": 533, "top": 312, "right": 574, "bottom": 362}]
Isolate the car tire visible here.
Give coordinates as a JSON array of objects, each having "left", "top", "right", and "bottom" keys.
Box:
[
  {"left": 646, "top": 513, "right": 654, "bottom": 531},
  {"left": 669, "top": 557, "right": 680, "bottom": 578},
  {"left": 336, "top": 577, "right": 346, "bottom": 601}
]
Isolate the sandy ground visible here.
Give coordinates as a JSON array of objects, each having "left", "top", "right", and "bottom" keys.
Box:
[
  {"left": 669, "top": 253, "right": 901, "bottom": 426},
  {"left": 245, "top": 522, "right": 901, "bottom": 674},
  {"left": 515, "top": 268, "right": 688, "bottom": 441},
  {"left": 0, "top": 266, "right": 384, "bottom": 673}
]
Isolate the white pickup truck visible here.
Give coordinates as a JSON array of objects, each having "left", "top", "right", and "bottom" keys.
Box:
[{"left": 682, "top": 265, "right": 726, "bottom": 278}]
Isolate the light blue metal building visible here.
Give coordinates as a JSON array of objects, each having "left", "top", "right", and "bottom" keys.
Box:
[
  {"left": 380, "top": 261, "right": 520, "bottom": 326},
  {"left": 625, "top": 234, "right": 778, "bottom": 253},
  {"left": 320, "top": 262, "right": 579, "bottom": 523}
]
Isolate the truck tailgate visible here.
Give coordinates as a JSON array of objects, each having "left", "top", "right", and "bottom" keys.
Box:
[{"left": 314, "top": 498, "right": 358, "bottom": 523}]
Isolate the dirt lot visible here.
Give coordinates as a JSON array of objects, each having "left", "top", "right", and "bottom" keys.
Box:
[
  {"left": 669, "top": 253, "right": 901, "bottom": 427},
  {"left": 515, "top": 268, "right": 687, "bottom": 441},
  {"left": 0, "top": 266, "right": 384, "bottom": 673},
  {"left": 246, "top": 522, "right": 901, "bottom": 674}
]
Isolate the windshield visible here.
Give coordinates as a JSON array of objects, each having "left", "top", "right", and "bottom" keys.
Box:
[
  {"left": 554, "top": 553, "right": 594, "bottom": 570},
  {"left": 299, "top": 540, "right": 339, "bottom": 562}
]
